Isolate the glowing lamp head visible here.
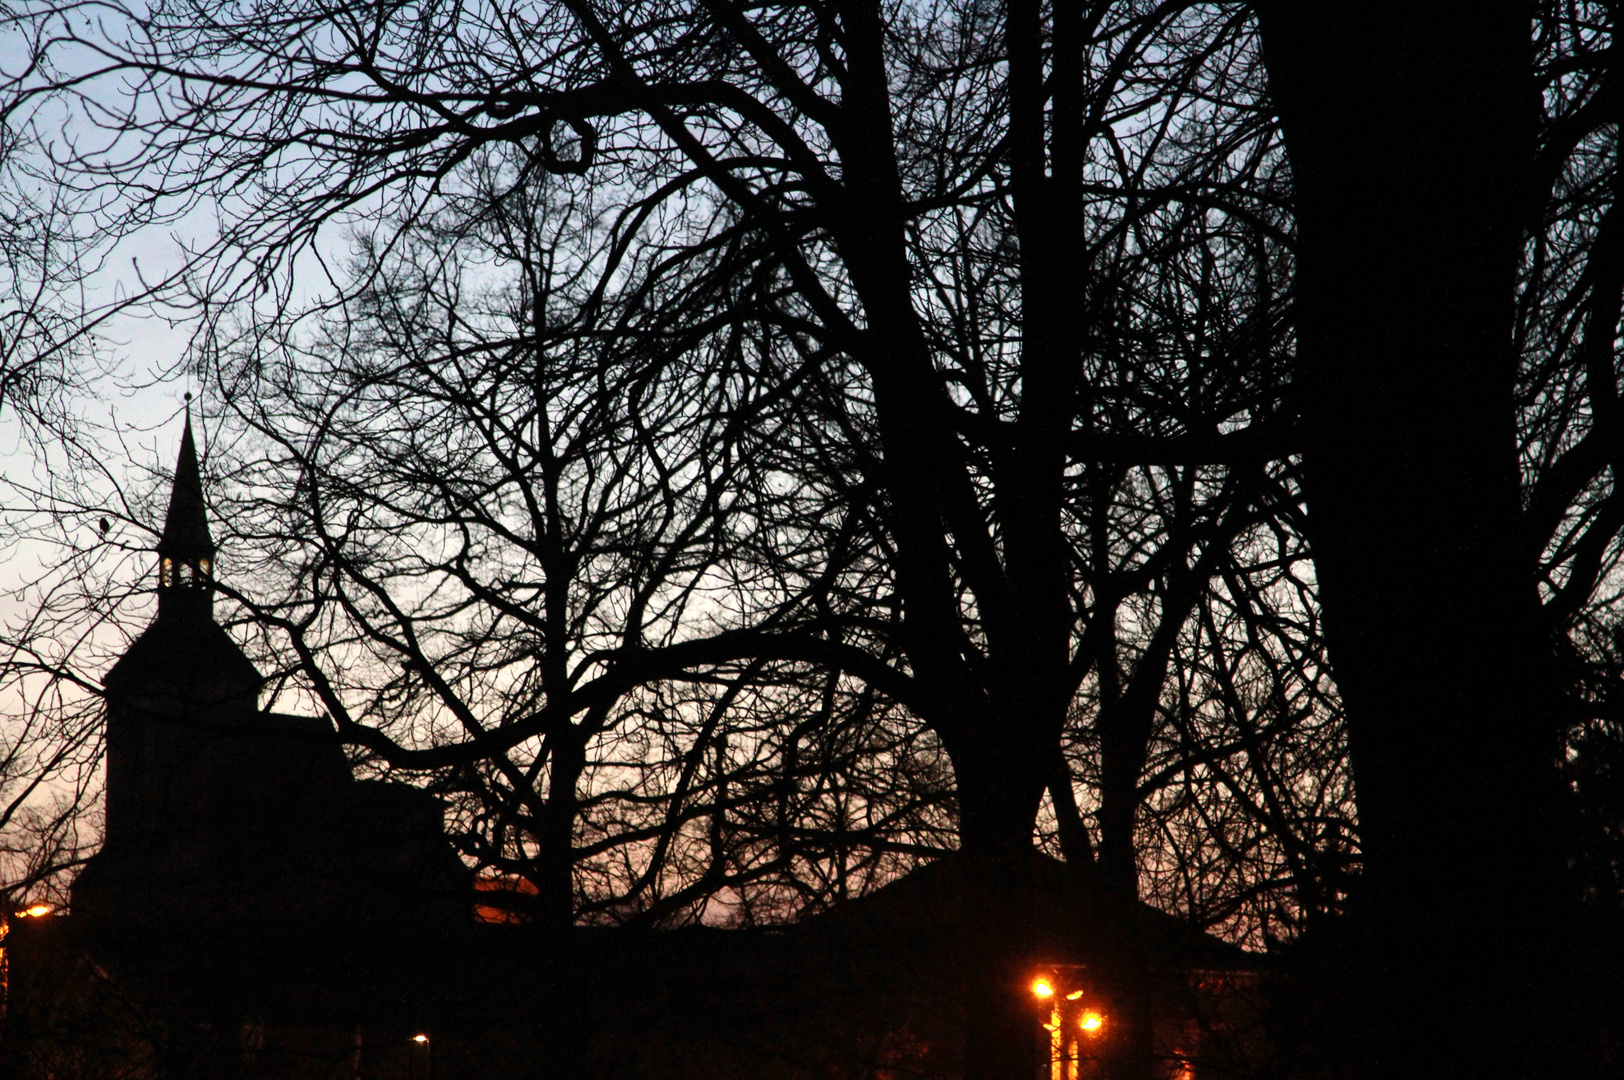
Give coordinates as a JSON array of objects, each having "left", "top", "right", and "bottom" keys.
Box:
[
  {"left": 1031, "top": 978, "right": 1055, "bottom": 999},
  {"left": 16, "top": 903, "right": 52, "bottom": 918},
  {"left": 1079, "top": 1011, "right": 1105, "bottom": 1035},
  {"left": 412, "top": 1034, "right": 429, "bottom": 1044}
]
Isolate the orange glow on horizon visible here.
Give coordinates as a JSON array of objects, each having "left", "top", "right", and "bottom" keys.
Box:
[{"left": 1031, "top": 977, "right": 1055, "bottom": 999}]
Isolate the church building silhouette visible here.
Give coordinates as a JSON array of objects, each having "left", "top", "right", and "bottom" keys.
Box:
[{"left": 73, "top": 411, "right": 470, "bottom": 935}]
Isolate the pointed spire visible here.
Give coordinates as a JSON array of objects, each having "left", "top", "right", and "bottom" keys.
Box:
[
  {"left": 156, "top": 397, "right": 217, "bottom": 620},
  {"left": 157, "top": 395, "right": 215, "bottom": 563}
]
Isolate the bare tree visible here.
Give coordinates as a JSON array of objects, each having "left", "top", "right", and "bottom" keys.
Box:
[
  {"left": 17, "top": 1, "right": 1624, "bottom": 1077},
  {"left": 203, "top": 157, "right": 956, "bottom": 928},
  {"left": 0, "top": 3, "right": 1355, "bottom": 1078},
  {"left": 0, "top": 122, "right": 101, "bottom": 441}
]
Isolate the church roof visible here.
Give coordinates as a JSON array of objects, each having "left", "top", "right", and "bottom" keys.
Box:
[
  {"left": 805, "top": 853, "right": 1256, "bottom": 970},
  {"left": 103, "top": 612, "right": 264, "bottom": 697},
  {"left": 157, "top": 411, "right": 215, "bottom": 560}
]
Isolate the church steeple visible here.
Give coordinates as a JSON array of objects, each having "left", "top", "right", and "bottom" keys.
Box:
[{"left": 156, "top": 399, "right": 216, "bottom": 618}]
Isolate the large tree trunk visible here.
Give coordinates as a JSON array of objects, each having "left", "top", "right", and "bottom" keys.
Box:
[
  {"left": 531, "top": 730, "right": 588, "bottom": 931},
  {"left": 1256, "top": 6, "right": 1575, "bottom": 1078},
  {"left": 954, "top": 759, "right": 1050, "bottom": 1080}
]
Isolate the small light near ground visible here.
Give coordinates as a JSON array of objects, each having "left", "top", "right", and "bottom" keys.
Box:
[
  {"left": 15, "top": 904, "right": 52, "bottom": 918},
  {"left": 1031, "top": 978, "right": 1055, "bottom": 999},
  {"left": 1079, "top": 1011, "right": 1104, "bottom": 1035},
  {"left": 412, "top": 1034, "right": 429, "bottom": 1044}
]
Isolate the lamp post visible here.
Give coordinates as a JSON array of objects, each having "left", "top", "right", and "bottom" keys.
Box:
[
  {"left": 410, "top": 1032, "right": 431, "bottom": 1080},
  {"left": 1030, "top": 969, "right": 1108, "bottom": 1080}
]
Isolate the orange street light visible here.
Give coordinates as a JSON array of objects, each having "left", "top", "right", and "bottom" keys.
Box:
[
  {"left": 1031, "top": 977, "right": 1055, "bottom": 999},
  {"left": 410, "top": 1030, "right": 433, "bottom": 1080},
  {"left": 1079, "top": 1011, "right": 1104, "bottom": 1036},
  {"left": 15, "top": 904, "right": 52, "bottom": 918}
]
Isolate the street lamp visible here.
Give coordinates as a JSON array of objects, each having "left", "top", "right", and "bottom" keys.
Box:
[
  {"left": 410, "top": 1032, "right": 431, "bottom": 1080},
  {"left": 1030, "top": 969, "right": 1108, "bottom": 1080}
]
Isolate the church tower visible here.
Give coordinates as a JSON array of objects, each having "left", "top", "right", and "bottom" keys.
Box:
[
  {"left": 95, "top": 408, "right": 265, "bottom": 858},
  {"left": 75, "top": 408, "right": 470, "bottom": 931}
]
